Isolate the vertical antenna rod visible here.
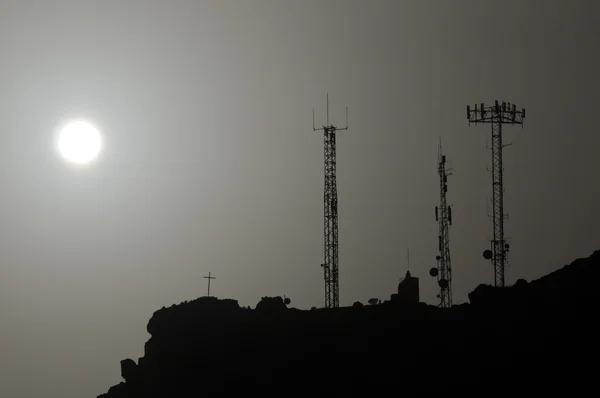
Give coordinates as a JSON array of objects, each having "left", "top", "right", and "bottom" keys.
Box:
[
  {"left": 430, "top": 139, "right": 453, "bottom": 307},
  {"left": 313, "top": 93, "right": 348, "bottom": 309},
  {"left": 467, "top": 101, "right": 525, "bottom": 287}
]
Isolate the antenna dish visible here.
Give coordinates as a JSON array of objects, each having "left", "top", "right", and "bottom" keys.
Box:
[
  {"left": 284, "top": 297, "right": 291, "bottom": 305},
  {"left": 435, "top": 255, "right": 441, "bottom": 261},
  {"left": 438, "top": 278, "right": 449, "bottom": 289},
  {"left": 429, "top": 267, "right": 438, "bottom": 277},
  {"left": 504, "top": 243, "right": 510, "bottom": 249},
  {"left": 483, "top": 249, "right": 493, "bottom": 260}
]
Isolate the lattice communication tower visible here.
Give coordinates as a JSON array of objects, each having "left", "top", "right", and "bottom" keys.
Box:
[
  {"left": 313, "top": 94, "right": 348, "bottom": 308},
  {"left": 430, "top": 139, "right": 453, "bottom": 308},
  {"left": 467, "top": 101, "right": 526, "bottom": 287}
]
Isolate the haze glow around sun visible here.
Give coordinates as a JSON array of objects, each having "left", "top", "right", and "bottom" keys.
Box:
[{"left": 58, "top": 120, "right": 102, "bottom": 165}]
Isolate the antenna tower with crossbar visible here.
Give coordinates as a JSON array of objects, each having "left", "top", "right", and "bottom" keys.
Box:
[{"left": 313, "top": 93, "right": 348, "bottom": 308}]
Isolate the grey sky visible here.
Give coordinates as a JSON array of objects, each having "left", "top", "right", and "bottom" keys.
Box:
[{"left": 0, "top": 0, "right": 598, "bottom": 396}]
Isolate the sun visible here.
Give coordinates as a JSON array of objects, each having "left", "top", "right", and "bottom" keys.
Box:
[{"left": 57, "top": 120, "right": 102, "bottom": 165}]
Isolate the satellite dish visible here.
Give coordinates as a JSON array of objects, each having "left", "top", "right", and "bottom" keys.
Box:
[
  {"left": 483, "top": 249, "right": 493, "bottom": 260},
  {"left": 284, "top": 297, "right": 291, "bottom": 305},
  {"left": 368, "top": 298, "right": 379, "bottom": 306},
  {"left": 438, "top": 278, "right": 449, "bottom": 289},
  {"left": 429, "top": 267, "right": 438, "bottom": 277},
  {"left": 436, "top": 255, "right": 441, "bottom": 261},
  {"left": 505, "top": 243, "right": 510, "bottom": 249}
]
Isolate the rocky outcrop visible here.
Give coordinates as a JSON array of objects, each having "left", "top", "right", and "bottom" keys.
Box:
[
  {"left": 98, "top": 250, "right": 600, "bottom": 396},
  {"left": 254, "top": 295, "right": 287, "bottom": 313},
  {"left": 120, "top": 359, "right": 138, "bottom": 383}
]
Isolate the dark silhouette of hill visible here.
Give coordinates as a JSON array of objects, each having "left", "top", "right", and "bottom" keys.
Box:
[{"left": 98, "top": 250, "right": 600, "bottom": 396}]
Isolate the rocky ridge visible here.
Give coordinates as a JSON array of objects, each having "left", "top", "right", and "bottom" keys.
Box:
[{"left": 99, "top": 250, "right": 600, "bottom": 396}]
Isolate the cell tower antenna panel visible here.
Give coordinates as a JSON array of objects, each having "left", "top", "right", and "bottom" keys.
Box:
[
  {"left": 312, "top": 93, "right": 348, "bottom": 309},
  {"left": 430, "top": 139, "right": 453, "bottom": 308},
  {"left": 466, "top": 101, "right": 525, "bottom": 287}
]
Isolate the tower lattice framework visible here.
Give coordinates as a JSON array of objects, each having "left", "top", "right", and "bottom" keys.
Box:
[
  {"left": 313, "top": 94, "right": 347, "bottom": 308},
  {"left": 432, "top": 140, "right": 453, "bottom": 307},
  {"left": 467, "top": 101, "right": 525, "bottom": 287}
]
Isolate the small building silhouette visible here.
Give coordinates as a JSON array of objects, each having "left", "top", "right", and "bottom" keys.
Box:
[{"left": 391, "top": 270, "right": 420, "bottom": 305}]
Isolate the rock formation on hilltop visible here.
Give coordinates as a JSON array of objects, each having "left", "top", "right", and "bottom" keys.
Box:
[{"left": 98, "top": 250, "right": 600, "bottom": 396}]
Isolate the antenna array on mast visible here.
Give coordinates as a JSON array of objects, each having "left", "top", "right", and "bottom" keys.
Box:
[
  {"left": 467, "top": 101, "right": 525, "bottom": 287},
  {"left": 313, "top": 93, "right": 348, "bottom": 309},
  {"left": 430, "top": 139, "right": 453, "bottom": 308}
]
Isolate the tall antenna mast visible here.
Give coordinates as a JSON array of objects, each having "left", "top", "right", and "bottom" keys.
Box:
[
  {"left": 467, "top": 101, "right": 526, "bottom": 287},
  {"left": 313, "top": 93, "right": 348, "bottom": 309},
  {"left": 430, "top": 139, "right": 452, "bottom": 308}
]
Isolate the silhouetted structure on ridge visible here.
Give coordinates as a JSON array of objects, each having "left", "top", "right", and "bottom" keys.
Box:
[
  {"left": 392, "top": 270, "right": 420, "bottom": 305},
  {"left": 203, "top": 272, "right": 215, "bottom": 297},
  {"left": 312, "top": 93, "right": 348, "bottom": 309},
  {"left": 97, "top": 250, "right": 600, "bottom": 396},
  {"left": 430, "top": 139, "right": 453, "bottom": 307},
  {"left": 467, "top": 101, "right": 526, "bottom": 287}
]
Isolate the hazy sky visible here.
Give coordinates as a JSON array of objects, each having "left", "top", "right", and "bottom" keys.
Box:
[{"left": 0, "top": 0, "right": 599, "bottom": 396}]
